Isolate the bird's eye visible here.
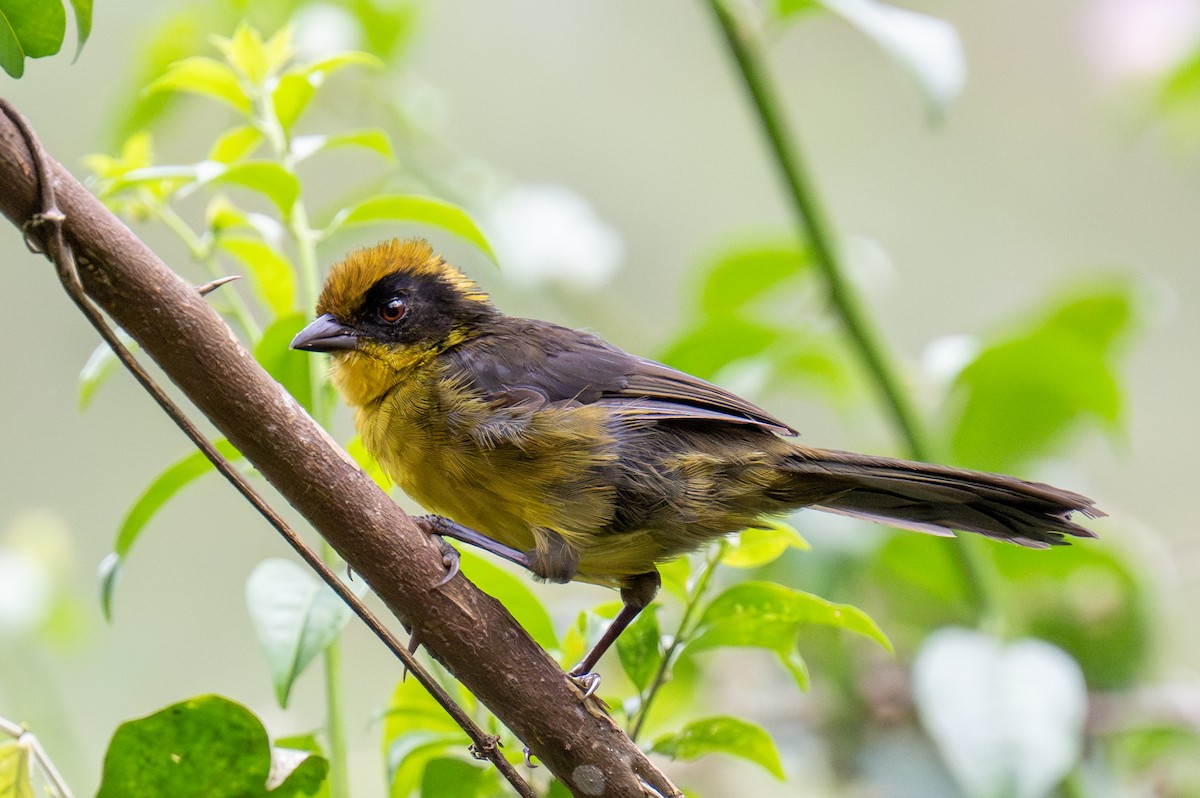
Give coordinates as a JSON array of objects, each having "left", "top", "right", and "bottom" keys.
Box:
[{"left": 379, "top": 297, "right": 407, "bottom": 323}]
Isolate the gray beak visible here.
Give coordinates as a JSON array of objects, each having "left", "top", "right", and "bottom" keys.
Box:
[{"left": 290, "top": 313, "right": 359, "bottom": 352}]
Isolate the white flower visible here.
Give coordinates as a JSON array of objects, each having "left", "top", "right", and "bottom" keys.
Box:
[
  {"left": 292, "top": 4, "right": 363, "bottom": 61},
  {"left": 0, "top": 548, "right": 52, "bottom": 638},
  {"left": 1082, "top": 0, "right": 1200, "bottom": 81},
  {"left": 486, "top": 184, "right": 624, "bottom": 289},
  {"left": 922, "top": 334, "right": 981, "bottom": 384}
]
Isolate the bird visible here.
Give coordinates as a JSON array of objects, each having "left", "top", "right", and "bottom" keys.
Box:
[{"left": 291, "top": 238, "right": 1102, "bottom": 683}]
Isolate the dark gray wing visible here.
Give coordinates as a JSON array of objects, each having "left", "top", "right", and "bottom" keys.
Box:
[{"left": 447, "top": 318, "right": 796, "bottom": 436}]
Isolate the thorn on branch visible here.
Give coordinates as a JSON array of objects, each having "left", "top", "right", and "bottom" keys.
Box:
[{"left": 196, "top": 274, "right": 242, "bottom": 296}]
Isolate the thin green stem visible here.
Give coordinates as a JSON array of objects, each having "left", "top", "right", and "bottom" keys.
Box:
[
  {"left": 630, "top": 545, "right": 725, "bottom": 742},
  {"left": 705, "top": 0, "right": 996, "bottom": 617},
  {"left": 706, "top": 0, "right": 926, "bottom": 460}
]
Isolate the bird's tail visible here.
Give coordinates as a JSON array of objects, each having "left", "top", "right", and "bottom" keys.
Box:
[{"left": 784, "top": 449, "right": 1103, "bottom": 547}]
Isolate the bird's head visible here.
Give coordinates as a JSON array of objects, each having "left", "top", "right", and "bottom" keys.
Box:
[{"left": 291, "top": 239, "right": 497, "bottom": 401}]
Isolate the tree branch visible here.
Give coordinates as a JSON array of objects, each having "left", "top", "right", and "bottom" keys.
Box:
[{"left": 0, "top": 99, "right": 679, "bottom": 798}]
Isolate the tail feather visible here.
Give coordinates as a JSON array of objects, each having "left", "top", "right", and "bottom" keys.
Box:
[{"left": 789, "top": 449, "right": 1103, "bottom": 548}]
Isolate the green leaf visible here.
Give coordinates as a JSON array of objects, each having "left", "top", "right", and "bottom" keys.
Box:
[
  {"left": 721, "top": 519, "right": 809, "bottom": 569},
  {"left": 650, "top": 716, "right": 784, "bottom": 779},
  {"left": 457, "top": 551, "right": 557, "bottom": 650},
  {"left": 206, "top": 161, "right": 301, "bottom": 215},
  {"left": 686, "top": 581, "right": 890, "bottom": 688},
  {"left": 97, "top": 695, "right": 327, "bottom": 797},
  {"left": 268, "top": 746, "right": 329, "bottom": 798},
  {"left": 658, "top": 556, "right": 691, "bottom": 602},
  {"left": 302, "top": 50, "right": 384, "bottom": 82},
  {"left": 946, "top": 284, "right": 1135, "bottom": 472},
  {"left": 79, "top": 333, "right": 138, "bottom": 409},
  {"left": 698, "top": 240, "right": 810, "bottom": 319},
  {"left": 0, "top": 736, "right": 34, "bottom": 798},
  {"left": 616, "top": 604, "right": 661, "bottom": 692},
  {"left": 382, "top": 676, "right": 470, "bottom": 742},
  {"left": 101, "top": 440, "right": 243, "bottom": 619},
  {"left": 323, "top": 195, "right": 496, "bottom": 263},
  {"left": 385, "top": 731, "right": 469, "bottom": 798},
  {"left": 208, "top": 125, "right": 263, "bottom": 164},
  {"left": 291, "top": 129, "right": 395, "bottom": 163},
  {"left": 220, "top": 237, "right": 296, "bottom": 316},
  {"left": 419, "top": 757, "right": 487, "bottom": 798},
  {"left": 0, "top": 0, "right": 66, "bottom": 78},
  {"left": 246, "top": 558, "right": 364, "bottom": 708},
  {"left": 213, "top": 23, "right": 276, "bottom": 85},
  {"left": 272, "top": 72, "right": 316, "bottom": 132},
  {"left": 254, "top": 314, "right": 313, "bottom": 410},
  {"left": 658, "top": 319, "right": 780, "bottom": 381},
  {"left": 145, "top": 56, "right": 252, "bottom": 114},
  {"left": 67, "top": 0, "right": 89, "bottom": 57},
  {"left": 814, "top": 0, "right": 964, "bottom": 117}
]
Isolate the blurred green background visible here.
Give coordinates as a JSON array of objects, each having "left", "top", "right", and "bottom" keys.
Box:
[{"left": 1, "top": 1, "right": 1197, "bottom": 796}]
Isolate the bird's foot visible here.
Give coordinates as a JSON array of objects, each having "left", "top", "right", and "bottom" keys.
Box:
[
  {"left": 568, "top": 668, "right": 602, "bottom": 699},
  {"left": 432, "top": 536, "right": 460, "bottom": 588}
]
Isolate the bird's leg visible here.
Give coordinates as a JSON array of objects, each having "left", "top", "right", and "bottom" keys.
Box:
[
  {"left": 416, "top": 515, "right": 536, "bottom": 576},
  {"left": 569, "top": 570, "right": 661, "bottom": 695}
]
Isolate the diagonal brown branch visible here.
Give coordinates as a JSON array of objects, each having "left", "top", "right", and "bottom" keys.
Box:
[{"left": 0, "top": 98, "right": 680, "bottom": 798}]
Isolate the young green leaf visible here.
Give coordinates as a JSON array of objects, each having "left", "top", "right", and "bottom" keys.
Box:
[
  {"left": 946, "top": 284, "right": 1135, "bottom": 472},
  {"left": 616, "top": 604, "right": 662, "bottom": 692},
  {"left": 721, "top": 520, "right": 810, "bottom": 569},
  {"left": 220, "top": 237, "right": 296, "bottom": 316},
  {"left": 101, "top": 440, "right": 244, "bottom": 619},
  {"left": 659, "top": 319, "right": 780, "bottom": 381},
  {"left": 79, "top": 333, "right": 139, "bottom": 409},
  {"left": 418, "top": 757, "right": 488, "bottom": 798},
  {"left": 113, "top": 439, "right": 244, "bottom": 559},
  {"left": 96, "top": 695, "right": 327, "bottom": 797},
  {"left": 254, "top": 314, "right": 313, "bottom": 409},
  {"left": 698, "top": 240, "right": 810, "bottom": 319},
  {"left": 323, "top": 195, "right": 496, "bottom": 263},
  {"left": 246, "top": 558, "right": 365, "bottom": 708},
  {"left": 0, "top": 736, "right": 34, "bottom": 798},
  {"left": 686, "top": 581, "right": 890, "bottom": 688},
  {"left": 145, "top": 56, "right": 252, "bottom": 114},
  {"left": 272, "top": 72, "right": 316, "bottom": 132},
  {"left": 208, "top": 125, "right": 264, "bottom": 164},
  {"left": 385, "top": 731, "right": 471, "bottom": 798},
  {"left": 67, "top": 0, "right": 91, "bottom": 57},
  {"left": 213, "top": 23, "right": 277, "bottom": 86},
  {"left": 650, "top": 716, "right": 785, "bottom": 779},
  {"left": 291, "top": 129, "right": 395, "bottom": 163},
  {"left": 205, "top": 161, "right": 301, "bottom": 215},
  {"left": 383, "top": 676, "right": 471, "bottom": 741},
  {"left": 658, "top": 556, "right": 691, "bottom": 602},
  {"left": 456, "top": 550, "right": 558, "bottom": 650}
]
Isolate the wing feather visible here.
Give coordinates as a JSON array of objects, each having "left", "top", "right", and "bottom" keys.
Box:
[{"left": 446, "top": 319, "right": 795, "bottom": 435}]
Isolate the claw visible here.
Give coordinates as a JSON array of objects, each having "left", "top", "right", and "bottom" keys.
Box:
[
  {"left": 570, "top": 671, "right": 602, "bottom": 699},
  {"left": 432, "top": 537, "right": 460, "bottom": 588},
  {"left": 523, "top": 746, "right": 539, "bottom": 769}
]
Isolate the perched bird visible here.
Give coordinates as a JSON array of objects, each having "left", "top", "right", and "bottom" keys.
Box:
[{"left": 291, "top": 238, "right": 1102, "bottom": 681}]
